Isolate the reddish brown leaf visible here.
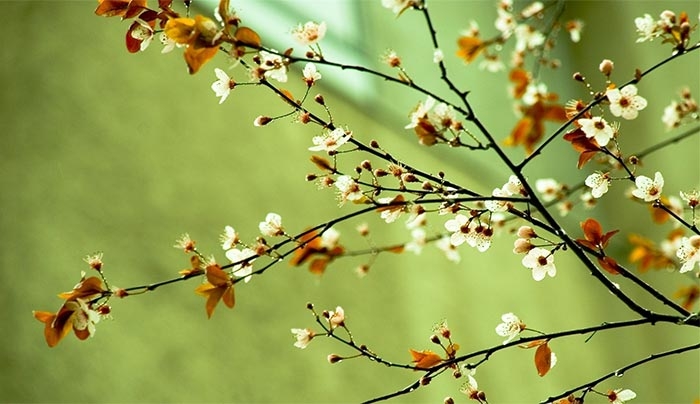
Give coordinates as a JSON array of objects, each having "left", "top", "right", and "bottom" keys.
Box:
[
  {"left": 534, "top": 342, "right": 552, "bottom": 376},
  {"left": 598, "top": 256, "right": 620, "bottom": 275}
]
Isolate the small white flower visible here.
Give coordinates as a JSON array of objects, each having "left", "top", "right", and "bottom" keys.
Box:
[
  {"left": 225, "top": 247, "right": 256, "bottom": 283},
  {"left": 495, "top": 8, "right": 516, "bottom": 35},
  {"left": 495, "top": 312, "right": 524, "bottom": 344},
  {"left": 211, "top": 68, "right": 235, "bottom": 104},
  {"left": 381, "top": 0, "right": 420, "bottom": 15},
  {"left": 445, "top": 214, "right": 471, "bottom": 246},
  {"left": 608, "top": 388, "right": 637, "bottom": 404},
  {"left": 514, "top": 24, "right": 545, "bottom": 52},
  {"left": 436, "top": 236, "right": 461, "bottom": 263},
  {"left": 308, "top": 128, "right": 351, "bottom": 152},
  {"left": 635, "top": 13, "right": 658, "bottom": 42},
  {"left": 535, "top": 178, "right": 562, "bottom": 202},
  {"left": 522, "top": 247, "right": 556, "bottom": 281},
  {"left": 631, "top": 171, "right": 664, "bottom": 202},
  {"left": 259, "top": 50, "right": 288, "bottom": 83},
  {"left": 578, "top": 116, "right": 615, "bottom": 146},
  {"left": 466, "top": 226, "right": 492, "bottom": 252},
  {"left": 405, "top": 96, "right": 436, "bottom": 129},
  {"left": 302, "top": 63, "right": 322, "bottom": 86},
  {"left": 291, "top": 21, "right": 327, "bottom": 46},
  {"left": 432, "top": 48, "right": 444, "bottom": 63},
  {"left": 335, "top": 175, "right": 364, "bottom": 203},
  {"left": 676, "top": 235, "right": 700, "bottom": 273},
  {"left": 585, "top": 172, "right": 611, "bottom": 198},
  {"left": 479, "top": 56, "right": 505, "bottom": 72},
  {"left": 291, "top": 328, "right": 315, "bottom": 349},
  {"left": 566, "top": 19, "right": 584, "bottom": 43},
  {"left": 485, "top": 187, "right": 511, "bottom": 213},
  {"left": 220, "top": 225, "right": 239, "bottom": 250},
  {"left": 405, "top": 228, "right": 426, "bottom": 254},
  {"left": 606, "top": 85, "right": 647, "bottom": 120},
  {"left": 320, "top": 227, "right": 341, "bottom": 249},
  {"left": 130, "top": 19, "right": 154, "bottom": 51},
  {"left": 661, "top": 101, "right": 680, "bottom": 130},
  {"left": 503, "top": 175, "right": 524, "bottom": 196},
  {"left": 259, "top": 213, "right": 284, "bottom": 237}
]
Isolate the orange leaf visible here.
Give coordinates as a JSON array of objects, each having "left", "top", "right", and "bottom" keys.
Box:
[
  {"left": 598, "top": 256, "right": 620, "bottom": 275},
  {"left": 534, "top": 342, "right": 552, "bottom": 376},
  {"left": 310, "top": 155, "right": 333, "bottom": 171},
  {"left": 409, "top": 349, "right": 443, "bottom": 369},
  {"left": 58, "top": 276, "right": 105, "bottom": 301},
  {"left": 164, "top": 17, "right": 196, "bottom": 44},
  {"left": 456, "top": 36, "right": 485, "bottom": 63},
  {"left": 221, "top": 283, "right": 235, "bottom": 309},
  {"left": 234, "top": 26, "right": 261, "bottom": 47},
  {"left": 205, "top": 264, "right": 230, "bottom": 287},
  {"left": 309, "top": 258, "right": 329, "bottom": 275},
  {"left": 183, "top": 43, "right": 219, "bottom": 74},
  {"left": 33, "top": 307, "right": 74, "bottom": 348},
  {"left": 195, "top": 282, "right": 225, "bottom": 318},
  {"left": 509, "top": 68, "right": 530, "bottom": 99}
]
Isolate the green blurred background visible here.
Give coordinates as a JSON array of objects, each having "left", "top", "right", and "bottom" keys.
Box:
[{"left": 1, "top": 1, "right": 698, "bottom": 403}]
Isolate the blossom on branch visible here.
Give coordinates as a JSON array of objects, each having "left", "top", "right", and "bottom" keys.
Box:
[
  {"left": 194, "top": 263, "right": 235, "bottom": 318},
  {"left": 291, "top": 328, "right": 315, "bottom": 349},
  {"left": 522, "top": 247, "right": 556, "bottom": 281},
  {"left": 606, "top": 85, "right": 647, "bottom": 120},
  {"left": 495, "top": 312, "right": 525, "bottom": 344},
  {"left": 676, "top": 235, "right": 700, "bottom": 273},
  {"left": 291, "top": 21, "right": 326, "bottom": 45},
  {"left": 211, "top": 68, "right": 236, "bottom": 104},
  {"left": 259, "top": 213, "right": 285, "bottom": 237},
  {"left": 308, "top": 128, "right": 351, "bottom": 152},
  {"left": 578, "top": 116, "right": 616, "bottom": 147},
  {"left": 607, "top": 388, "right": 636, "bottom": 403},
  {"left": 631, "top": 172, "right": 664, "bottom": 202}
]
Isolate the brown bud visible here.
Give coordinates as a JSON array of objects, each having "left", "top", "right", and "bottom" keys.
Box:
[
  {"left": 314, "top": 94, "right": 325, "bottom": 105},
  {"left": 444, "top": 398, "right": 455, "bottom": 404},
  {"left": 370, "top": 140, "right": 380, "bottom": 148},
  {"left": 402, "top": 173, "right": 418, "bottom": 183},
  {"left": 421, "top": 181, "right": 434, "bottom": 191},
  {"left": 327, "top": 354, "right": 343, "bottom": 364},
  {"left": 305, "top": 174, "right": 317, "bottom": 181},
  {"left": 361, "top": 160, "right": 372, "bottom": 170},
  {"left": 420, "top": 376, "right": 431, "bottom": 386},
  {"left": 573, "top": 72, "right": 585, "bottom": 82},
  {"left": 306, "top": 302, "right": 314, "bottom": 310},
  {"left": 430, "top": 334, "right": 441, "bottom": 344},
  {"left": 254, "top": 116, "right": 273, "bottom": 126}
]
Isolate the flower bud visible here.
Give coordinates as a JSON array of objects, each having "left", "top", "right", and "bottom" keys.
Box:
[
  {"left": 598, "top": 59, "right": 614, "bottom": 76},
  {"left": 314, "top": 94, "right": 325, "bottom": 105},
  {"left": 573, "top": 72, "right": 585, "bottom": 82},
  {"left": 517, "top": 225, "right": 537, "bottom": 239},
  {"left": 254, "top": 115, "right": 273, "bottom": 126},
  {"left": 327, "top": 354, "right": 343, "bottom": 364}
]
